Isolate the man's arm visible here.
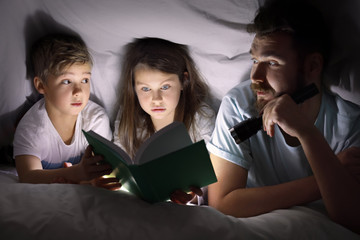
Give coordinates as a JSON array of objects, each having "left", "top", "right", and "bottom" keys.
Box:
[
  {"left": 298, "top": 129, "right": 360, "bottom": 233},
  {"left": 263, "top": 94, "right": 360, "bottom": 233},
  {"left": 208, "top": 153, "right": 320, "bottom": 217}
]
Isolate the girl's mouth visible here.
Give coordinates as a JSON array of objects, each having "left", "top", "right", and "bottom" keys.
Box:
[{"left": 151, "top": 107, "right": 166, "bottom": 112}]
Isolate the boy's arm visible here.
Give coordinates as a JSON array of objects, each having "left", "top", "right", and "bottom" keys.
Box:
[
  {"left": 15, "top": 146, "right": 113, "bottom": 184},
  {"left": 208, "top": 153, "right": 320, "bottom": 217}
]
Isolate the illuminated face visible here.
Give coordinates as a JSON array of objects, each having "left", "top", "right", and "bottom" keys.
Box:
[
  {"left": 39, "top": 63, "right": 91, "bottom": 120},
  {"left": 134, "top": 66, "right": 183, "bottom": 130},
  {"left": 250, "top": 32, "right": 304, "bottom": 111}
]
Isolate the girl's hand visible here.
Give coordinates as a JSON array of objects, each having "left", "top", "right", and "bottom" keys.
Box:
[
  {"left": 90, "top": 177, "right": 122, "bottom": 191},
  {"left": 170, "top": 186, "right": 203, "bottom": 205}
]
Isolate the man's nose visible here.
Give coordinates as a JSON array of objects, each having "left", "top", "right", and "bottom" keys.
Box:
[{"left": 251, "top": 62, "right": 266, "bottom": 83}]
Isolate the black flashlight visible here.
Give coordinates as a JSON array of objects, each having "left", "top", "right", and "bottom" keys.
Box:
[{"left": 229, "top": 83, "right": 319, "bottom": 144}]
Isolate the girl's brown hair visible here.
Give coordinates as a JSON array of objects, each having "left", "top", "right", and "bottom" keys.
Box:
[{"left": 117, "top": 37, "right": 210, "bottom": 157}]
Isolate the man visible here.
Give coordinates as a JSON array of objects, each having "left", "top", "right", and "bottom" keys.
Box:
[{"left": 207, "top": 0, "right": 360, "bottom": 233}]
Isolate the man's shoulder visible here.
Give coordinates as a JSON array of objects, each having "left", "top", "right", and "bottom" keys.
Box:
[
  {"left": 324, "top": 89, "right": 360, "bottom": 118},
  {"left": 221, "top": 80, "right": 257, "bottom": 116}
]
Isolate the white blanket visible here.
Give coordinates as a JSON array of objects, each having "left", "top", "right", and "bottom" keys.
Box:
[{"left": 0, "top": 171, "right": 358, "bottom": 240}]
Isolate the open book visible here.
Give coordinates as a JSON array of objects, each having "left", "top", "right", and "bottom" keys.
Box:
[{"left": 82, "top": 122, "right": 217, "bottom": 203}]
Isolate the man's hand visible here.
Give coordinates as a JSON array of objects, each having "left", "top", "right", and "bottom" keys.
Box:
[
  {"left": 337, "top": 147, "right": 360, "bottom": 181},
  {"left": 262, "top": 94, "right": 313, "bottom": 138}
]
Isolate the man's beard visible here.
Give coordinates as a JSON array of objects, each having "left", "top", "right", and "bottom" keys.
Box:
[
  {"left": 250, "top": 73, "right": 305, "bottom": 113},
  {"left": 250, "top": 83, "right": 276, "bottom": 113}
]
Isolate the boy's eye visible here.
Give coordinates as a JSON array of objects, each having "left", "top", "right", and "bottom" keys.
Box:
[
  {"left": 62, "top": 80, "right": 70, "bottom": 85},
  {"left": 82, "top": 78, "right": 89, "bottom": 84},
  {"left": 161, "top": 84, "right": 170, "bottom": 90},
  {"left": 141, "top": 87, "right": 151, "bottom": 92},
  {"left": 251, "top": 58, "right": 258, "bottom": 64}
]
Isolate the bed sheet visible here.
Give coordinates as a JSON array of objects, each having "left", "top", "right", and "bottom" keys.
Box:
[{"left": 0, "top": 170, "right": 359, "bottom": 240}]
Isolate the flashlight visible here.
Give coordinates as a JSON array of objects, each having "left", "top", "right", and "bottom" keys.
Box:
[{"left": 229, "top": 83, "right": 319, "bottom": 144}]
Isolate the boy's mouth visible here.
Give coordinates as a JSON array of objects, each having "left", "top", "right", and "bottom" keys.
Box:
[{"left": 71, "top": 102, "right": 82, "bottom": 107}]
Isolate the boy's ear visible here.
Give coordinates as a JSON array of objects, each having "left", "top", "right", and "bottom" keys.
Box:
[{"left": 34, "top": 77, "right": 45, "bottom": 94}]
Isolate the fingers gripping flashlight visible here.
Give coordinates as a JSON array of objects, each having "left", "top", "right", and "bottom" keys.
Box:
[{"left": 229, "top": 83, "right": 319, "bottom": 144}]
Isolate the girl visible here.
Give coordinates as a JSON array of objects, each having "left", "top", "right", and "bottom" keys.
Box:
[{"left": 113, "top": 37, "right": 216, "bottom": 203}]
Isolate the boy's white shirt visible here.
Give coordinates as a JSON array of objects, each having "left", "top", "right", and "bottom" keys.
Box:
[{"left": 13, "top": 98, "right": 112, "bottom": 169}]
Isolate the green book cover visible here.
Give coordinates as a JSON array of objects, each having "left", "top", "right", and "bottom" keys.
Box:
[{"left": 82, "top": 122, "right": 217, "bottom": 203}]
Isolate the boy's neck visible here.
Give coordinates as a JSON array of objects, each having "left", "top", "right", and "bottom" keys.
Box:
[{"left": 48, "top": 112, "right": 78, "bottom": 145}]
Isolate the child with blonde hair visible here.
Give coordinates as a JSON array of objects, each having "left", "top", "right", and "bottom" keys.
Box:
[{"left": 14, "top": 33, "right": 120, "bottom": 189}]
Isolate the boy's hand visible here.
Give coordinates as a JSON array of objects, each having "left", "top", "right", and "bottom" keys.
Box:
[
  {"left": 170, "top": 186, "right": 203, "bottom": 205},
  {"left": 61, "top": 161, "right": 122, "bottom": 191},
  {"left": 77, "top": 145, "right": 113, "bottom": 181}
]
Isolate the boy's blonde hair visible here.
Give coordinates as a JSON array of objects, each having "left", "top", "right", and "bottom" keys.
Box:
[{"left": 31, "top": 33, "right": 92, "bottom": 84}]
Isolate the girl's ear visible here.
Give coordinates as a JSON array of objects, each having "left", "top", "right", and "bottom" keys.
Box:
[
  {"left": 182, "top": 71, "right": 189, "bottom": 90},
  {"left": 34, "top": 77, "right": 45, "bottom": 94}
]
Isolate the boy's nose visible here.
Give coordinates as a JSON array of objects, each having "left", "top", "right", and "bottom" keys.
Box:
[{"left": 73, "top": 84, "right": 83, "bottom": 96}]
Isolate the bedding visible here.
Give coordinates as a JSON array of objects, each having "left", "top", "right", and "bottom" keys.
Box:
[{"left": 1, "top": 0, "right": 360, "bottom": 239}]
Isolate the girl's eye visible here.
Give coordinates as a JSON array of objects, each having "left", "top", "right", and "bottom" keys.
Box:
[
  {"left": 62, "top": 80, "right": 70, "bottom": 85},
  {"left": 251, "top": 58, "right": 258, "bottom": 64},
  {"left": 141, "top": 87, "right": 151, "bottom": 92},
  {"left": 161, "top": 84, "right": 170, "bottom": 90},
  {"left": 82, "top": 78, "right": 89, "bottom": 84}
]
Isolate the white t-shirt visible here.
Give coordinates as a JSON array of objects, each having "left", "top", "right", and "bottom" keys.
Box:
[
  {"left": 13, "top": 98, "right": 112, "bottom": 169},
  {"left": 207, "top": 80, "right": 360, "bottom": 188}
]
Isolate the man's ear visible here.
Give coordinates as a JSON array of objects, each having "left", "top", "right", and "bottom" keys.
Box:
[
  {"left": 34, "top": 77, "right": 45, "bottom": 94},
  {"left": 305, "top": 53, "right": 323, "bottom": 80}
]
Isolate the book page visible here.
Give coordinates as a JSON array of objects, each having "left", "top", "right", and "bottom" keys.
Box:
[{"left": 134, "top": 122, "right": 193, "bottom": 164}]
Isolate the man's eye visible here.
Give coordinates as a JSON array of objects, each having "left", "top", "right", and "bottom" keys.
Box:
[
  {"left": 141, "top": 87, "right": 151, "bottom": 92},
  {"left": 82, "top": 78, "right": 89, "bottom": 84},
  {"left": 161, "top": 85, "right": 170, "bottom": 90},
  {"left": 62, "top": 80, "right": 70, "bottom": 85},
  {"left": 269, "top": 61, "right": 278, "bottom": 66}
]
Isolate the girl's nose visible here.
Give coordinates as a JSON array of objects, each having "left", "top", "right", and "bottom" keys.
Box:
[{"left": 152, "top": 90, "right": 162, "bottom": 101}]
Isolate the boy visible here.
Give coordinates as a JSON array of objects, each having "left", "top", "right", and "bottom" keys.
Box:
[{"left": 14, "top": 34, "right": 119, "bottom": 187}]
